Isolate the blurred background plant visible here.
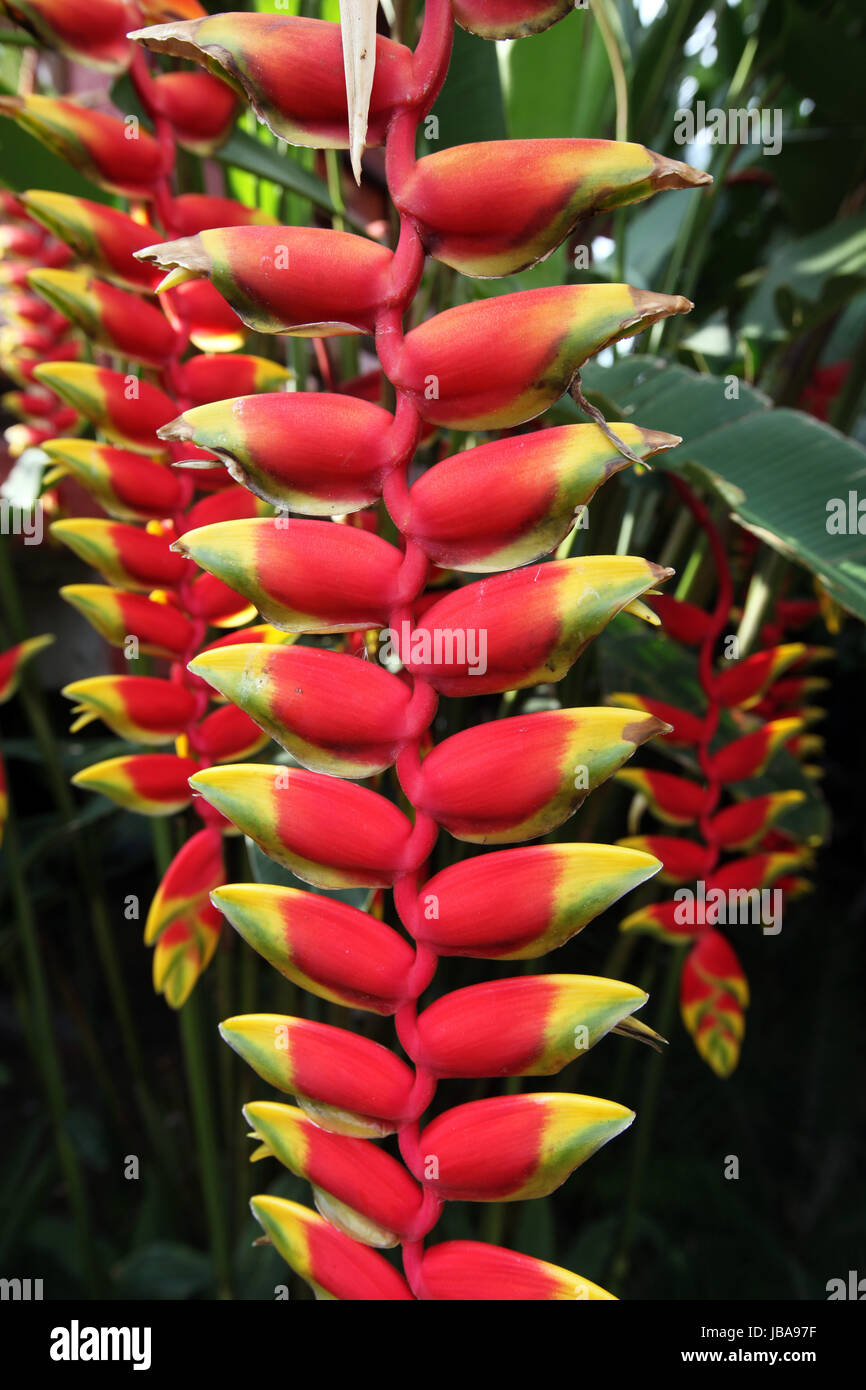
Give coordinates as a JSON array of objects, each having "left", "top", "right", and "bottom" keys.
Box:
[{"left": 0, "top": 0, "right": 864, "bottom": 1300}]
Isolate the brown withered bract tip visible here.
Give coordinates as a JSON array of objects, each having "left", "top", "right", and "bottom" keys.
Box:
[
  {"left": 650, "top": 151, "right": 714, "bottom": 191},
  {"left": 126, "top": 23, "right": 202, "bottom": 62},
  {"left": 629, "top": 289, "right": 694, "bottom": 320},
  {"left": 157, "top": 417, "right": 192, "bottom": 443},
  {"left": 621, "top": 713, "right": 675, "bottom": 748},
  {"left": 134, "top": 236, "right": 206, "bottom": 270},
  {"left": 640, "top": 429, "right": 683, "bottom": 455},
  {"left": 648, "top": 563, "right": 676, "bottom": 585}
]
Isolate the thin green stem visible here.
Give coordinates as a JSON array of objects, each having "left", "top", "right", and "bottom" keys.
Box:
[
  {"left": 0, "top": 541, "right": 170, "bottom": 1165},
  {"left": 608, "top": 942, "right": 686, "bottom": 1290},
  {"left": 179, "top": 991, "right": 232, "bottom": 1297},
  {"left": 4, "top": 799, "right": 99, "bottom": 1294}
]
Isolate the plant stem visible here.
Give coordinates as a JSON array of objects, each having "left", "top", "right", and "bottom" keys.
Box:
[
  {"left": 4, "top": 798, "right": 99, "bottom": 1294},
  {"left": 179, "top": 991, "right": 232, "bottom": 1297},
  {"left": 608, "top": 942, "right": 686, "bottom": 1290},
  {"left": 0, "top": 540, "right": 172, "bottom": 1172}
]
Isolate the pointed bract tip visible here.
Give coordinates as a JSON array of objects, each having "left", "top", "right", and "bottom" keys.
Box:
[
  {"left": 157, "top": 416, "right": 192, "bottom": 443},
  {"left": 630, "top": 288, "right": 694, "bottom": 319},
  {"left": 641, "top": 429, "right": 682, "bottom": 455},
  {"left": 650, "top": 151, "right": 714, "bottom": 190}
]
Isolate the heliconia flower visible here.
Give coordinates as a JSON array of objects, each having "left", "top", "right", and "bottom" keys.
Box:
[
  {"left": 680, "top": 930, "right": 748, "bottom": 1078},
  {"left": 0, "top": 189, "right": 27, "bottom": 218},
  {"left": 137, "top": 0, "right": 206, "bottom": 20},
  {"left": 212, "top": 883, "right": 415, "bottom": 1015},
  {"left": 1, "top": 388, "right": 52, "bottom": 421},
  {"left": 33, "top": 364, "right": 177, "bottom": 451},
  {"left": 606, "top": 692, "right": 706, "bottom": 748},
  {"left": 705, "top": 716, "right": 804, "bottom": 783},
  {"left": 416, "top": 843, "right": 660, "bottom": 959},
  {"left": 138, "top": 227, "right": 395, "bottom": 337},
  {"left": 618, "top": 898, "right": 700, "bottom": 942},
  {"left": 394, "top": 140, "right": 710, "bottom": 277},
  {"left": 170, "top": 193, "right": 276, "bottom": 236},
  {"left": 50, "top": 519, "right": 187, "bottom": 592},
  {"left": 20, "top": 191, "right": 162, "bottom": 293},
  {"left": 710, "top": 643, "right": 807, "bottom": 708},
  {"left": 176, "top": 355, "right": 291, "bottom": 408},
  {"left": 162, "top": 278, "right": 247, "bottom": 352},
  {"left": 787, "top": 732, "right": 825, "bottom": 760},
  {"left": 399, "top": 424, "right": 680, "bottom": 571},
  {"left": 415, "top": 975, "right": 653, "bottom": 1078},
  {"left": 41, "top": 440, "right": 184, "bottom": 522},
  {"left": 651, "top": 593, "right": 714, "bottom": 645},
  {"left": 0, "top": 223, "right": 46, "bottom": 258},
  {"left": 0, "top": 97, "right": 167, "bottom": 199},
  {"left": 417, "top": 1092, "right": 634, "bottom": 1201},
  {"left": 187, "top": 644, "right": 436, "bottom": 779},
  {"left": 152, "top": 909, "right": 221, "bottom": 1009},
  {"left": 27, "top": 269, "right": 178, "bottom": 368},
  {"left": 244, "top": 1102, "right": 423, "bottom": 1249},
  {"left": 72, "top": 752, "right": 199, "bottom": 816},
  {"left": 0, "top": 633, "right": 53, "bottom": 702},
  {"left": 618, "top": 835, "right": 716, "bottom": 884},
  {"left": 219, "top": 1014, "right": 415, "bottom": 1138},
  {"left": 1, "top": 293, "right": 54, "bottom": 327},
  {"left": 420, "top": 1240, "right": 614, "bottom": 1301},
  {"left": 450, "top": 0, "right": 571, "bottom": 40},
  {"left": 160, "top": 392, "right": 401, "bottom": 514},
  {"left": 183, "top": 571, "right": 257, "bottom": 629},
  {"left": 387, "top": 286, "right": 691, "bottom": 430},
  {"left": 150, "top": 71, "right": 238, "bottom": 155},
  {"left": 0, "top": 0, "right": 133, "bottom": 71},
  {"left": 401, "top": 707, "right": 669, "bottom": 843},
  {"left": 405, "top": 556, "right": 672, "bottom": 697},
  {"left": 250, "top": 1196, "right": 413, "bottom": 1300},
  {"left": 185, "top": 482, "right": 269, "bottom": 530},
  {"left": 1, "top": 339, "right": 80, "bottom": 388},
  {"left": 189, "top": 765, "right": 422, "bottom": 890},
  {"left": 708, "top": 851, "right": 810, "bottom": 897},
  {"left": 144, "top": 824, "right": 224, "bottom": 946},
  {"left": 62, "top": 675, "right": 197, "bottom": 745},
  {"left": 190, "top": 703, "right": 268, "bottom": 763},
  {"left": 173, "top": 518, "right": 403, "bottom": 633},
  {"left": 60, "top": 583, "right": 194, "bottom": 659},
  {"left": 755, "top": 675, "right": 829, "bottom": 709},
  {"left": 6, "top": 421, "right": 68, "bottom": 456},
  {"left": 615, "top": 767, "right": 713, "bottom": 825},
  {"left": 622, "top": 849, "right": 807, "bottom": 941},
  {"left": 709, "top": 791, "right": 807, "bottom": 851},
  {"left": 129, "top": 15, "right": 414, "bottom": 151}
]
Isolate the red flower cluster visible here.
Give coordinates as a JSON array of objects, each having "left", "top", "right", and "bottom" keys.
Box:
[{"left": 614, "top": 481, "right": 828, "bottom": 1075}]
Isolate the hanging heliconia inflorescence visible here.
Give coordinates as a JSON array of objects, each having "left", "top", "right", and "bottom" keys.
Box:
[
  {"left": 57, "top": 0, "right": 728, "bottom": 1299},
  {"left": 613, "top": 479, "right": 830, "bottom": 1077},
  {"left": 0, "top": 0, "right": 302, "bottom": 1006}
]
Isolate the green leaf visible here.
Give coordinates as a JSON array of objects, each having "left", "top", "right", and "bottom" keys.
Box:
[
  {"left": 581, "top": 355, "right": 866, "bottom": 622},
  {"left": 429, "top": 26, "right": 506, "bottom": 149},
  {"left": 740, "top": 212, "right": 866, "bottom": 342},
  {"left": 214, "top": 129, "right": 361, "bottom": 226}
]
